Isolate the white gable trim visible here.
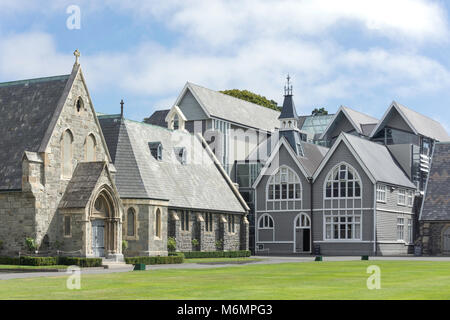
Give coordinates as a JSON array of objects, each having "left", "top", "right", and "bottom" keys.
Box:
[
  {"left": 172, "top": 82, "right": 211, "bottom": 119},
  {"left": 369, "top": 101, "right": 418, "bottom": 138},
  {"left": 252, "top": 137, "right": 310, "bottom": 189},
  {"left": 312, "top": 133, "right": 376, "bottom": 184}
]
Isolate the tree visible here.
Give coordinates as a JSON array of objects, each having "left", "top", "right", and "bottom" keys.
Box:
[
  {"left": 220, "top": 89, "right": 281, "bottom": 111},
  {"left": 311, "top": 107, "right": 329, "bottom": 116}
]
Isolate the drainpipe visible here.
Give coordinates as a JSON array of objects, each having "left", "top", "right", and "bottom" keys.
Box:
[
  {"left": 373, "top": 184, "right": 377, "bottom": 256},
  {"left": 308, "top": 177, "right": 314, "bottom": 254}
]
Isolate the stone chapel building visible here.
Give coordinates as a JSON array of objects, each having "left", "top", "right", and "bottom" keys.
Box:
[{"left": 0, "top": 53, "right": 249, "bottom": 259}]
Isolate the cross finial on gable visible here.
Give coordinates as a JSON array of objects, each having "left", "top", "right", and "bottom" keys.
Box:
[
  {"left": 120, "top": 99, "right": 124, "bottom": 118},
  {"left": 74, "top": 49, "right": 81, "bottom": 65},
  {"left": 284, "top": 74, "right": 293, "bottom": 96}
]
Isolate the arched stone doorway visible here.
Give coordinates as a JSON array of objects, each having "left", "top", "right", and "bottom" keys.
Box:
[{"left": 89, "top": 187, "right": 121, "bottom": 258}]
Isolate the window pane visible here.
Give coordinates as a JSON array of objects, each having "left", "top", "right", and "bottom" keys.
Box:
[
  {"left": 281, "top": 184, "right": 287, "bottom": 199},
  {"left": 355, "top": 182, "right": 361, "bottom": 197},
  {"left": 340, "top": 182, "right": 346, "bottom": 197},
  {"left": 295, "top": 184, "right": 301, "bottom": 199}
]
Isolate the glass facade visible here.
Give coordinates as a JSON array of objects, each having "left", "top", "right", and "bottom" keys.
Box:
[{"left": 299, "top": 114, "right": 334, "bottom": 145}]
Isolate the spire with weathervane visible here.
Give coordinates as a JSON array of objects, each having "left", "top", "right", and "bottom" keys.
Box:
[{"left": 278, "top": 74, "right": 299, "bottom": 127}]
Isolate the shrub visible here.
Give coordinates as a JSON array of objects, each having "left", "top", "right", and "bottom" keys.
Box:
[
  {"left": 19, "top": 256, "right": 58, "bottom": 266},
  {"left": 125, "top": 255, "right": 184, "bottom": 265},
  {"left": 24, "top": 237, "right": 37, "bottom": 253},
  {"left": 183, "top": 250, "right": 251, "bottom": 259},
  {"left": 167, "top": 237, "right": 177, "bottom": 252},
  {"left": 215, "top": 240, "right": 223, "bottom": 251},
  {"left": 168, "top": 252, "right": 185, "bottom": 258},
  {"left": 0, "top": 256, "right": 20, "bottom": 265},
  {"left": 58, "top": 257, "right": 102, "bottom": 267},
  {"left": 122, "top": 240, "right": 128, "bottom": 253},
  {"left": 191, "top": 239, "right": 199, "bottom": 249}
]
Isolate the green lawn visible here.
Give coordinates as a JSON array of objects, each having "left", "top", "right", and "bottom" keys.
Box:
[
  {"left": 0, "top": 265, "right": 69, "bottom": 270},
  {"left": 0, "top": 261, "right": 449, "bottom": 299},
  {"left": 184, "top": 257, "right": 262, "bottom": 264}
]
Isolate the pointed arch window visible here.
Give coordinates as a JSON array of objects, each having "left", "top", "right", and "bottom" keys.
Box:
[
  {"left": 173, "top": 114, "right": 179, "bottom": 130},
  {"left": 295, "top": 213, "right": 310, "bottom": 228},
  {"left": 127, "top": 208, "right": 136, "bottom": 237},
  {"left": 85, "top": 134, "right": 96, "bottom": 161},
  {"left": 324, "top": 163, "right": 361, "bottom": 199},
  {"left": 258, "top": 214, "right": 274, "bottom": 229},
  {"left": 76, "top": 97, "right": 84, "bottom": 113},
  {"left": 61, "top": 129, "right": 74, "bottom": 179},
  {"left": 267, "top": 166, "right": 302, "bottom": 201},
  {"left": 155, "top": 208, "right": 162, "bottom": 238}
]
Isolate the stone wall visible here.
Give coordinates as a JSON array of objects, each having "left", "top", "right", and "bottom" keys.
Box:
[
  {"left": 168, "top": 210, "right": 244, "bottom": 252},
  {"left": 420, "top": 221, "right": 450, "bottom": 255},
  {"left": 0, "top": 191, "right": 36, "bottom": 254}
]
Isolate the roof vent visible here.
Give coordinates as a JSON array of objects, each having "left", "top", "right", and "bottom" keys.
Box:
[{"left": 149, "top": 142, "right": 163, "bottom": 160}]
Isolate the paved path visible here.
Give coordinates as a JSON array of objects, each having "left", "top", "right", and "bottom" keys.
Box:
[{"left": 1, "top": 255, "right": 450, "bottom": 280}]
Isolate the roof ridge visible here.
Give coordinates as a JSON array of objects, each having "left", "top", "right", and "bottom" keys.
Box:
[
  {"left": 0, "top": 74, "right": 70, "bottom": 87},
  {"left": 188, "top": 82, "right": 281, "bottom": 114},
  {"left": 341, "top": 105, "right": 378, "bottom": 122},
  {"left": 395, "top": 101, "right": 444, "bottom": 126}
]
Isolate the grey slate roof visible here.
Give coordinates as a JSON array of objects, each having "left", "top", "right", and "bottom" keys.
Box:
[
  {"left": 372, "top": 102, "right": 450, "bottom": 142},
  {"left": 144, "top": 109, "right": 169, "bottom": 128},
  {"left": 0, "top": 75, "right": 70, "bottom": 190},
  {"left": 321, "top": 106, "right": 378, "bottom": 139},
  {"left": 185, "top": 83, "right": 280, "bottom": 131},
  {"left": 342, "top": 133, "right": 415, "bottom": 188},
  {"left": 297, "top": 142, "right": 329, "bottom": 176},
  {"left": 99, "top": 115, "right": 246, "bottom": 213},
  {"left": 420, "top": 143, "right": 450, "bottom": 221},
  {"left": 247, "top": 130, "right": 329, "bottom": 177},
  {"left": 99, "top": 116, "right": 150, "bottom": 199},
  {"left": 278, "top": 95, "right": 298, "bottom": 119},
  {"left": 59, "top": 162, "right": 106, "bottom": 209}
]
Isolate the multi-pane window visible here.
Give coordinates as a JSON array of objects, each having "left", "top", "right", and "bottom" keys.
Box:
[
  {"left": 181, "top": 211, "right": 190, "bottom": 231},
  {"left": 325, "top": 163, "right": 361, "bottom": 199},
  {"left": 398, "top": 189, "right": 406, "bottom": 206},
  {"left": 325, "top": 212, "right": 361, "bottom": 240},
  {"left": 258, "top": 214, "right": 274, "bottom": 229},
  {"left": 267, "top": 166, "right": 301, "bottom": 201},
  {"left": 407, "top": 190, "right": 414, "bottom": 207},
  {"left": 64, "top": 215, "right": 71, "bottom": 237},
  {"left": 376, "top": 184, "right": 387, "bottom": 202},
  {"left": 295, "top": 214, "right": 310, "bottom": 228},
  {"left": 397, "top": 218, "right": 405, "bottom": 241},
  {"left": 204, "top": 213, "right": 213, "bottom": 232},
  {"left": 408, "top": 219, "right": 413, "bottom": 243},
  {"left": 228, "top": 214, "right": 235, "bottom": 233},
  {"left": 127, "top": 208, "right": 135, "bottom": 237}
]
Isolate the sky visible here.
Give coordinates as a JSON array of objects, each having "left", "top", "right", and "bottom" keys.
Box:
[{"left": 0, "top": 0, "right": 449, "bottom": 132}]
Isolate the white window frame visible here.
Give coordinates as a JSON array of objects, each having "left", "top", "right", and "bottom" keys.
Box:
[
  {"left": 324, "top": 162, "right": 362, "bottom": 200},
  {"left": 324, "top": 211, "right": 362, "bottom": 240},
  {"left": 398, "top": 189, "right": 407, "bottom": 206},
  {"left": 376, "top": 184, "right": 387, "bottom": 203},
  {"left": 258, "top": 214, "right": 274, "bottom": 229},
  {"left": 266, "top": 166, "right": 302, "bottom": 210},
  {"left": 408, "top": 219, "right": 413, "bottom": 243},
  {"left": 407, "top": 190, "right": 414, "bottom": 207},
  {"left": 397, "top": 217, "right": 405, "bottom": 241},
  {"left": 295, "top": 213, "right": 310, "bottom": 229}
]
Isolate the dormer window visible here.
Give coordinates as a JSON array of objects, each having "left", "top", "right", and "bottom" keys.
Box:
[
  {"left": 173, "top": 114, "right": 179, "bottom": 130},
  {"left": 149, "top": 142, "right": 163, "bottom": 160},
  {"left": 175, "top": 147, "right": 187, "bottom": 164}
]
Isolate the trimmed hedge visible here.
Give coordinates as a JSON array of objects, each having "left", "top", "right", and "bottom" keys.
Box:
[
  {"left": 168, "top": 252, "right": 185, "bottom": 258},
  {"left": 0, "top": 256, "right": 102, "bottom": 267},
  {"left": 125, "top": 255, "right": 184, "bottom": 265},
  {"left": 58, "top": 257, "right": 102, "bottom": 267},
  {"left": 183, "top": 250, "right": 251, "bottom": 259}
]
